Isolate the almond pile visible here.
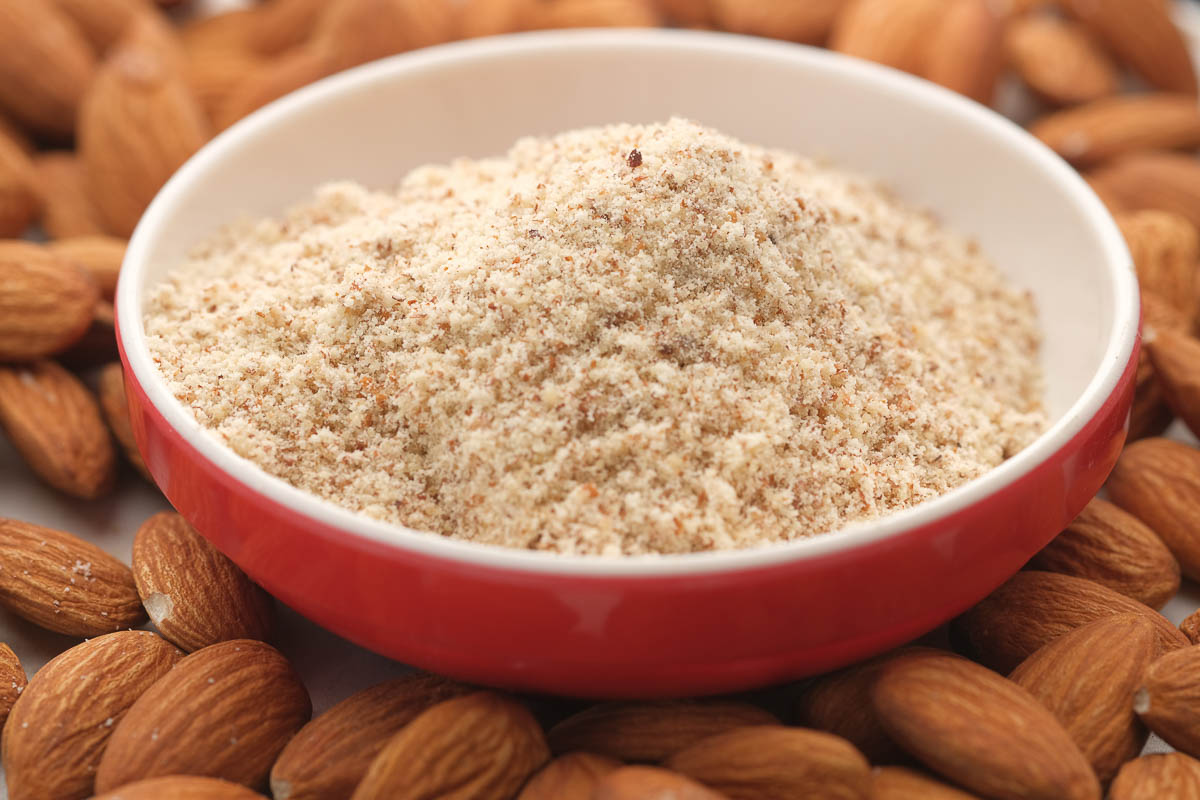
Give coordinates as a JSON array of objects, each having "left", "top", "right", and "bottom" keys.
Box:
[{"left": 2, "top": 0, "right": 1200, "bottom": 798}]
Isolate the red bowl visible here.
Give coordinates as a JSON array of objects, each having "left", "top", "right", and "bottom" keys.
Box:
[{"left": 116, "top": 31, "right": 1138, "bottom": 697}]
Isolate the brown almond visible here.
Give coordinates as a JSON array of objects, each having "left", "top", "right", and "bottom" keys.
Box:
[
  {"left": 1131, "top": 291, "right": 1191, "bottom": 440},
  {"left": 1110, "top": 753, "right": 1200, "bottom": 800},
  {"left": 547, "top": 700, "right": 778, "bottom": 762},
  {"left": 709, "top": 0, "right": 845, "bottom": 43},
  {"left": 920, "top": 0, "right": 1004, "bottom": 105},
  {"left": 665, "top": 725, "right": 871, "bottom": 800},
  {"left": 132, "top": 512, "right": 273, "bottom": 653},
  {"left": 33, "top": 152, "right": 109, "bottom": 239},
  {"left": 523, "top": 0, "right": 663, "bottom": 29},
  {"left": 350, "top": 691, "right": 549, "bottom": 800},
  {"left": 91, "top": 776, "right": 268, "bottom": 800},
  {"left": 97, "top": 361, "right": 151, "bottom": 479},
  {"left": 48, "top": 236, "right": 126, "bottom": 301},
  {"left": 794, "top": 657, "right": 909, "bottom": 764},
  {"left": 0, "top": 643, "right": 26, "bottom": 730},
  {"left": 0, "top": 114, "right": 33, "bottom": 155},
  {"left": 1063, "top": 0, "right": 1196, "bottom": 95},
  {"left": 215, "top": 46, "right": 336, "bottom": 131},
  {"left": 1026, "top": 497, "right": 1180, "bottom": 609},
  {"left": 180, "top": 9, "right": 259, "bottom": 54},
  {"left": 1119, "top": 210, "right": 1200, "bottom": 321},
  {"left": 57, "top": 299, "right": 118, "bottom": 370},
  {"left": 1004, "top": 16, "right": 1119, "bottom": 107},
  {"left": 872, "top": 649, "right": 1100, "bottom": 800},
  {"left": 1134, "top": 644, "right": 1200, "bottom": 758},
  {"left": 1182, "top": 608, "right": 1200, "bottom": 645},
  {"left": 311, "top": 0, "right": 458, "bottom": 74},
  {"left": 518, "top": 752, "right": 622, "bottom": 800},
  {"left": 871, "top": 767, "right": 982, "bottom": 799},
  {"left": 271, "top": 673, "right": 472, "bottom": 800},
  {"left": 0, "top": 127, "right": 39, "bottom": 238},
  {"left": 0, "top": 242, "right": 98, "bottom": 362},
  {"left": 1108, "top": 438, "right": 1200, "bottom": 581},
  {"left": 1030, "top": 95, "right": 1200, "bottom": 169},
  {"left": 593, "top": 766, "right": 729, "bottom": 800},
  {"left": 1009, "top": 614, "right": 1155, "bottom": 780},
  {"left": 94, "top": 639, "right": 311, "bottom": 792},
  {"left": 1086, "top": 151, "right": 1200, "bottom": 230},
  {"left": 249, "top": 0, "right": 327, "bottom": 55},
  {"left": 953, "top": 570, "right": 1188, "bottom": 673},
  {"left": 1147, "top": 329, "right": 1200, "bottom": 438},
  {"left": 186, "top": 46, "right": 268, "bottom": 124},
  {"left": 459, "top": 0, "right": 535, "bottom": 37},
  {"left": 829, "top": 0, "right": 948, "bottom": 75},
  {"left": 654, "top": 0, "right": 713, "bottom": 27},
  {"left": 52, "top": 0, "right": 157, "bottom": 54},
  {"left": 1083, "top": 172, "right": 1128, "bottom": 216},
  {"left": 3, "top": 631, "right": 182, "bottom": 800}
]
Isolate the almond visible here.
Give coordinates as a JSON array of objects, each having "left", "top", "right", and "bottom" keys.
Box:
[
  {"left": 0, "top": 517, "right": 144, "bottom": 636},
  {"left": 1108, "top": 438, "right": 1200, "bottom": 581},
  {"left": 94, "top": 639, "right": 311, "bottom": 792},
  {"left": 57, "top": 299, "right": 118, "bottom": 370},
  {"left": 1133, "top": 644, "right": 1200, "bottom": 758},
  {"left": 97, "top": 361, "right": 151, "bottom": 479},
  {"left": 592, "top": 766, "right": 729, "bottom": 800},
  {"left": 1086, "top": 151, "right": 1200, "bottom": 230},
  {"left": 186, "top": 46, "right": 267, "bottom": 124},
  {"left": 1026, "top": 497, "right": 1180, "bottom": 609},
  {"left": 920, "top": 0, "right": 1004, "bottom": 105},
  {"left": 0, "top": 643, "right": 26, "bottom": 730},
  {"left": 829, "top": 0, "right": 948, "bottom": 76},
  {"left": 91, "top": 776, "right": 268, "bottom": 800},
  {"left": 2, "top": 631, "right": 182, "bottom": 800},
  {"left": 48, "top": 236, "right": 127, "bottom": 301},
  {"left": 271, "top": 673, "right": 471, "bottom": 800},
  {"left": 1083, "top": 172, "right": 1128, "bottom": 216},
  {"left": 665, "top": 725, "right": 871, "bottom": 800},
  {"left": 459, "top": 0, "right": 534, "bottom": 37},
  {"left": 214, "top": 46, "right": 335, "bottom": 131},
  {"left": 871, "top": 767, "right": 982, "bottom": 799},
  {"left": 1131, "top": 291, "right": 1191, "bottom": 441},
  {"left": 1118, "top": 209, "right": 1200, "bottom": 321},
  {"left": 0, "top": 242, "right": 99, "bottom": 362},
  {"left": 1004, "top": 16, "right": 1118, "bottom": 107},
  {"left": 794, "top": 656, "right": 909, "bottom": 764},
  {"left": 0, "top": 360, "right": 116, "bottom": 499},
  {"left": 0, "top": 126, "right": 39, "bottom": 238},
  {"left": 1110, "top": 753, "right": 1200, "bottom": 800},
  {"left": 518, "top": 752, "right": 622, "bottom": 800},
  {"left": 547, "top": 701, "right": 778, "bottom": 762},
  {"left": 79, "top": 42, "right": 211, "bottom": 237},
  {"left": 523, "top": 0, "right": 664, "bottom": 29},
  {"left": 1183, "top": 608, "right": 1200, "bottom": 645},
  {"left": 250, "top": 0, "right": 327, "bottom": 55},
  {"left": 709, "top": 0, "right": 846, "bottom": 44},
  {"left": 33, "top": 152, "right": 109, "bottom": 239},
  {"left": 52, "top": 0, "right": 157, "bottom": 54},
  {"left": 871, "top": 649, "right": 1100, "bottom": 800},
  {"left": 0, "top": 0, "right": 97, "bottom": 137},
  {"left": 349, "top": 691, "right": 549, "bottom": 800},
  {"left": 0, "top": 114, "right": 33, "bottom": 154},
  {"left": 131, "top": 512, "right": 273, "bottom": 653},
  {"left": 1147, "top": 329, "right": 1200, "bottom": 438},
  {"left": 311, "top": 0, "right": 458, "bottom": 74},
  {"left": 653, "top": 0, "right": 714, "bottom": 27},
  {"left": 1009, "top": 614, "right": 1155, "bottom": 780},
  {"left": 1030, "top": 95, "right": 1200, "bottom": 169},
  {"left": 1063, "top": 0, "right": 1196, "bottom": 95},
  {"left": 953, "top": 571, "right": 1188, "bottom": 673},
  {"left": 180, "top": 9, "right": 258, "bottom": 54}
]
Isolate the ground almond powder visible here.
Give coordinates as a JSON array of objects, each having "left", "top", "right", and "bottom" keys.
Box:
[{"left": 145, "top": 118, "right": 1045, "bottom": 556}]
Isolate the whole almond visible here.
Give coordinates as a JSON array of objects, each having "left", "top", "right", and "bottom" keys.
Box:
[
  {"left": 215, "top": 46, "right": 335, "bottom": 131},
  {"left": 1182, "top": 608, "right": 1200, "bottom": 645},
  {"left": 523, "top": 0, "right": 663, "bottom": 29},
  {"left": 311, "top": 0, "right": 458, "bottom": 74},
  {"left": 1009, "top": 614, "right": 1155, "bottom": 780},
  {"left": 1030, "top": 95, "right": 1200, "bottom": 169},
  {"left": 1147, "top": 329, "right": 1200, "bottom": 438},
  {"left": 249, "top": 0, "right": 327, "bottom": 54},
  {"left": 48, "top": 236, "right": 126, "bottom": 301},
  {"left": 91, "top": 775, "right": 268, "bottom": 800},
  {"left": 1086, "top": 151, "right": 1200, "bottom": 230},
  {"left": 665, "top": 725, "right": 871, "bottom": 800},
  {"left": 0, "top": 0, "right": 97, "bottom": 137},
  {"left": 592, "top": 766, "right": 729, "bottom": 800},
  {"left": 33, "top": 152, "right": 109, "bottom": 239},
  {"left": 871, "top": 767, "right": 982, "bottom": 799},
  {"left": 1083, "top": 172, "right": 1128, "bottom": 216},
  {"left": 271, "top": 673, "right": 471, "bottom": 800},
  {"left": 1110, "top": 753, "right": 1200, "bottom": 800},
  {"left": 3, "top": 631, "right": 182, "bottom": 800},
  {"left": 953, "top": 571, "right": 1188, "bottom": 673},
  {"left": 0, "top": 360, "right": 116, "bottom": 499},
  {"left": 654, "top": 0, "right": 713, "bottom": 27},
  {"left": 0, "top": 114, "right": 33, "bottom": 154},
  {"left": 0, "top": 518, "right": 145, "bottom": 636},
  {"left": 920, "top": 0, "right": 1004, "bottom": 105},
  {"left": 1026, "top": 497, "right": 1180, "bottom": 609},
  {"left": 350, "top": 691, "right": 549, "bottom": 800},
  {"left": 79, "top": 43, "right": 211, "bottom": 237},
  {"left": 1063, "top": 0, "right": 1196, "bottom": 95},
  {"left": 97, "top": 362, "right": 151, "bottom": 479},
  {"left": 1133, "top": 644, "right": 1200, "bottom": 758},
  {"left": 518, "top": 752, "right": 622, "bottom": 800},
  {"left": 829, "top": 0, "right": 948, "bottom": 75},
  {"left": 131, "top": 512, "right": 273, "bottom": 653},
  {"left": 58, "top": 299, "right": 118, "bottom": 369},
  {"left": 794, "top": 657, "right": 909, "bottom": 764},
  {"left": 1118, "top": 210, "right": 1200, "bottom": 321},
  {"left": 0, "top": 242, "right": 98, "bottom": 362},
  {"left": 871, "top": 649, "right": 1100, "bottom": 800},
  {"left": 52, "top": 0, "right": 157, "bottom": 54},
  {"left": 709, "top": 0, "right": 846, "bottom": 44},
  {"left": 547, "top": 701, "right": 778, "bottom": 762},
  {"left": 1108, "top": 438, "right": 1200, "bottom": 581},
  {"left": 1131, "top": 291, "right": 1191, "bottom": 440},
  {"left": 186, "top": 46, "right": 267, "bottom": 124},
  {"left": 459, "top": 0, "right": 535, "bottom": 37},
  {"left": 0, "top": 644, "right": 26, "bottom": 729},
  {"left": 94, "top": 639, "right": 311, "bottom": 792},
  {"left": 1004, "top": 16, "right": 1118, "bottom": 107},
  {"left": 0, "top": 127, "right": 39, "bottom": 238},
  {"left": 180, "top": 9, "right": 258, "bottom": 54}
]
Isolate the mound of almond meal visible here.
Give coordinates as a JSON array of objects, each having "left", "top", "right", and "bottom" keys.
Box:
[{"left": 145, "top": 118, "right": 1045, "bottom": 555}]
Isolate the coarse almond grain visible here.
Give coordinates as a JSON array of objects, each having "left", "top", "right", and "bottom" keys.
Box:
[
  {"left": 523, "top": 0, "right": 664, "bottom": 29},
  {"left": 1133, "top": 644, "right": 1200, "bottom": 758},
  {"left": 1131, "top": 292, "right": 1190, "bottom": 441},
  {"left": 214, "top": 46, "right": 334, "bottom": 131},
  {"left": 709, "top": 0, "right": 846, "bottom": 43},
  {"left": 1110, "top": 753, "right": 1200, "bottom": 800},
  {"left": 2, "top": 631, "right": 182, "bottom": 800},
  {"left": 1063, "top": 0, "right": 1196, "bottom": 95},
  {"left": 48, "top": 236, "right": 127, "bottom": 301},
  {"left": 592, "top": 766, "right": 730, "bottom": 800},
  {"left": 52, "top": 0, "right": 157, "bottom": 54},
  {"left": 311, "top": 0, "right": 457, "bottom": 74},
  {"left": 871, "top": 649, "right": 1100, "bottom": 800},
  {"left": 0, "top": 0, "right": 97, "bottom": 137},
  {"left": 271, "top": 673, "right": 471, "bottom": 800},
  {"left": 1008, "top": 614, "right": 1155, "bottom": 781},
  {"left": 920, "top": 0, "right": 1004, "bottom": 105},
  {"left": 547, "top": 701, "right": 779, "bottom": 762},
  {"left": 0, "top": 127, "right": 38, "bottom": 239},
  {"left": 1183, "top": 608, "right": 1200, "bottom": 644},
  {"left": 249, "top": 0, "right": 327, "bottom": 54},
  {"left": 953, "top": 571, "right": 1188, "bottom": 673},
  {"left": 518, "top": 753, "right": 622, "bottom": 800},
  {"left": 97, "top": 362, "right": 151, "bottom": 479},
  {"left": 0, "top": 360, "right": 116, "bottom": 499},
  {"left": 94, "top": 639, "right": 311, "bottom": 792},
  {"left": 829, "top": 0, "right": 948, "bottom": 75},
  {"left": 664, "top": 725, "right": 871, "bottom": 800},
  {"left": 1004, "top": 16, "right": 1118, "bottom": 107},
  {"left": 1026, "top": 497, "right": 1180, "bottom": 609},
  {"left": 1108, "top": 438, "right": 1200, "bottom": 581},
  {"left": 0, "top": 243, "right": 98, "bottom": 361},
  {"left": 870, "top": 766, "right": 982, "bottom": 799},
  {"left": 350, "top": 692, "right": 549, "bottom": 800},
  {"left": 0, "top": 518, "right": 144, "bottom": 636},
  {"left": 33, "top": 152, "right": 109, "bottom": 239},
  {"left": 1147, "top": 329, "right": 1200, "bottom": 438},
  {"left": 1086, "top": 151, "right": 1200, "bottom": 229},
  {"left": 1030, "top": 95, "right": 1200, "bottom": 169},
  {"left": 91, "top": 776, "right": 268, "bottom": 800},
  {"left": 1118, "top": 210, "right": 1200, "bottom": 322},
  {"left": 0, "top": 644, "right": 25, "bottom": 730},
  {"left": 793, "top": 657, "right": 909, "bottom": 764}
]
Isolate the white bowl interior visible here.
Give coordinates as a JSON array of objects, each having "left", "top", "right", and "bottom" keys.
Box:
[{"left": 119, "top": 31, "right": 1137, "bottom": 573}]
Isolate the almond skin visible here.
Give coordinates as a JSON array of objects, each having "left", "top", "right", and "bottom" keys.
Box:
[
  {"left": 920, "top": 0, "right": 1003, "bottom": 105},
  {"left": 270, "top": 673, "right": 471, "bottom": 800},
  {"left": 0, "top": 517, "right": 145, "bottom": 636},
  {"left": 517, "top": 753, "right": 622, "bottom": 800},
  {"left": 0, "top": 126, "right": 39, "bottom": 238},
  {"left": 1182, "top": 608, "right": 1200, "bottom": 645},
  {"left": 953, "top": 570, "right": 1187, "bottom": 673},
  {"left": 1109, "top": 753, "right": 1200, "bottom": 800},
  {"left": 0, "top": 643, "right": 26, "bottom": 730},
  {"left": 52, "top": 0, "right": 157, "bottom": 54},
  {"left": 97, "top": 362, "right": 152, "bottom": 479},
  {"left": 794, "top": 657, "right": 909, "bottom": 764},
  {"left": 665, "top": 725, "right": 871, "bottom": 800},
  {"left": 1147, "top": 330, "right": 1200, "bottom": 439},
  {"left": 1026, "top": 497, "right": 1180, "bottom": 609},
  {"left": 311, "top": 0, "right": 458, "bottom": 74},
  {"left": 871, "top": 767, "right": 982, "bottom": 799},
  {"left": 1118, "top": 209, "right": 1200, "bottom": 322},
  {"left": 33, "top": 152, "right": 110, "bottom": 239},
  {"left": 829, "top": 0, "right": 947, "bottom": 75},
  {"left": 94, "top": 639, "right": 311, "bottom": 793},
  {"left": 1134, "top": 644, "right": 1200, "bottom": 758},
  {"left": 0, "top": 243, "right": 99, "bottom": 362},
  {"left": 214, "top": 46, "right": 335, "bottom": 131},
  {"left": 90, "top": 775, "right": 269, "bottom": 800},
  {"left": 249, "top": 0, "right": 327, "bottom": 55},
  {"left": 1108, "top": 438, "right": 1200, "bottom": 581},
  {"left": 48, "top": 236, "right": 127, "bottom": 301},
  {"left": 1086, "top": 151, "right": 1200, "bottom": 230},
  {"left": 709, "top": 0, "right": 846, "bottom": 43},
  {"left": 871, "top": 649, "right": 1100, "bottom": 800},
  {"left": 1030, "top": 95, "right": 1200, "bottom": 169},
  {"left": 1004, "top": 16, "right": 1118, "bottom": 107},
  {"left": 592, "top": 766, "right": 730, "bottom": 800},
  {"left": 547, "top": 701, "right": 778, "bottom": 763},
  {"left": 58, "top": 299, "right": 119, "bottom": 370},
  {"left": 1131, "top": 291, "right": 1191, "bottom": 441},
  {"left": 1063, "top": 0, "right": 1196, "bottom": 95},
  {"left": 3, "top": 631, "right": 182, "bottom": 800},
  {"left": 349, "top": 691, "right": 549, "bottom": 800}
]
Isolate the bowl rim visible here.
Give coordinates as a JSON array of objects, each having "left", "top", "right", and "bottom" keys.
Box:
[{"left": 116, "top": 28, "right": 1138, "bottom": 577}]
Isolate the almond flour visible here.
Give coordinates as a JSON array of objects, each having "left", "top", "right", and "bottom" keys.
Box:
[{"left": 144, "top": 119, "right": 1044, "bottom": 556}]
